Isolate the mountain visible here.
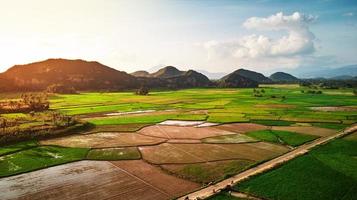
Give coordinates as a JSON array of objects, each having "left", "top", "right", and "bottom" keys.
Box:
[
  {"left": 234, "top": 69, "right": 272, "bottom": 83},
  {"left": 218, "top": 70, "right": 258, "bottom": 88},
  {"left": 0, "top": 58, "right": 137, "bottom": 91},
  {"left": 165, "top": 70, "right": 212, "bottom": 88},
  {"left": 150, "top": 66, "right": 185, "bottom": 78},
  {"left": 329, "top": 75, "right": 357, "bottom": 80},
  {"left": 136, "top": 69, "right": 212, "bottom": 89},
  {"left": 293, "top": 64, "right": 357, "bottom": 78},
  {"left": 131, "top": 70, "right": 150, "bottom": 77},
  {"left": 270, "top": 72, "right": 299, "bottom": 82}
]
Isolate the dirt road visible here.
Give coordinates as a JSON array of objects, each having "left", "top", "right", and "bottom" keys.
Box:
[{"left": 178, "top": 124, "right": 357, "bottom": 200}]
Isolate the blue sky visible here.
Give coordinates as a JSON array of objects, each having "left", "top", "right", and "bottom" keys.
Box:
[{"left": 0, "top": 0, "right": 356, "bottom": 75}]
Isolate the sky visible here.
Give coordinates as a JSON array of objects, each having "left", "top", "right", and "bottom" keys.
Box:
[{"left": 0, "top": 0, "right": 356, "bottom": 75}]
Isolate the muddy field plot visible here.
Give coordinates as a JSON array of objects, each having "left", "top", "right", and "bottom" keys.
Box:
[
  {"left": 111, "top": 160, "right": 200, "bottom": 197},
  {"left": 271, "top": 126, "right": 337, "bottom": 137},
  {"left": 40, "top": 132, "right": 166, "bottom": 148},
  {"left": 216, "top": 123, "right": 269, "bottom": 133},
  {"left": 138, "top": 125, "right": 236, "bottom": 139},
  {"left": 139, "top": 142, "right": 289, "bottom": 164},
  {"left": 202, "top": 134, "right": 258, "bottom": 144},
  {"left": 0, "top": 161, "right": 171, "bottom": 200}
]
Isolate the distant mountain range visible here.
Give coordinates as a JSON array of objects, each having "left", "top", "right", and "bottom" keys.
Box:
[
  {"left": 291, "top": 65, "right": 357, "bottom": 79},
  {"left": 0, "top": 58, "right": 355, "bottom": 92}
]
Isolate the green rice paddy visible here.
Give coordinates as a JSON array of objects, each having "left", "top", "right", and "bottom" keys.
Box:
[{"left": 234, "top": 138, "right": 357, "bottom": 200}]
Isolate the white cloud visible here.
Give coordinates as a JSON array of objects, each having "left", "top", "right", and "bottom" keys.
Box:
[{"left": 202, "top": 12, "right": 318, "bottom": 71}]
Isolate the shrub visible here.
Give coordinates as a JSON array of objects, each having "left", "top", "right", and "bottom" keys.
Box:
[{"left": 135, "top": 86, "right": 149, "bottom": 95}]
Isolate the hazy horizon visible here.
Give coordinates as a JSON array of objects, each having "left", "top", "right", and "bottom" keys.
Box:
[{"left": 1, "top": 0, "right": 356, "bottom": 74}]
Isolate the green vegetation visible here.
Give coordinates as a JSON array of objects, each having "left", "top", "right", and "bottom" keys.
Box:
[
  {"left": 311, "top": 122, "right": 348, "bottom": 130},
  {"left": 86, "top": 147, "right": 141, "bottom": 160},
  {"left": 0, "top": 146, "right": 89, "bottom": 177},
  {"left": 0, "top": 93, "right": 50, "bottom": 113},
  {"left": 0, "top": 112, "right": 85, "bottom": 145},
  {"left": 0, "top": 140, "right": 38, "bottom": 156},
  {"left": 246, "top": 130, "right": 319, "bottom": 147},
  {"left": 249, "top": 120, "right": 294, "bottom": 126},
  {"left": 234, "top": 139, "right": 357, "bottom": 200},
  {"left": 0, "top": 86, "right": 356, "bottom": 182},
  {"left": 48, "top": 87, "right": 357, "bottom": 127}
]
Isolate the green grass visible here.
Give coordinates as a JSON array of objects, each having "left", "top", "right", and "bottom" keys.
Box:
[
  {"left": 0, "top": 146, "right": 89, "bottom": 177},
  {"left": 246, "top": 130, "right": 280, "bottom": 143},
  {"left": 86, "top": 147, "right": 141, "bottom": 160},
  {"left": 0, "top": 140, "right": 38, "bottom": 156},
  {"left": 234, "top": 139, "right": 357, "bottom": 200},
  {"left": 311, "top": 122, "right": 348, "bottom": 130},
  {"left": 246, "top": 130, "right": 319, "bottom": 147}
]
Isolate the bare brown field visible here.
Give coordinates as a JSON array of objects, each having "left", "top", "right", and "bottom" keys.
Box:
[
  {"left": 0, "top": 161, "right": 170, "bottom": 200},
  {"left": 310, "top": 106, "right": 357, "bottom": 112},
  {"left": 167, "top": 139, "right": 202, "bottom": 144},
  {"left": 88, "top": 123, "right": 151, "bottom": 132},
  {"left": 158, "top": 120, "right": 205, "bottom": 126},
  {"left": 138, "top": 125, "right": 236, "bottom": 139},
  {"left": 139, "top": 142, "right": 289, "bottom": 164},
  {"left": 40, "top": 132, "right": 166, "bottom": 148},
  {"left": 216, "top": 123, "right": 269, "bottom": 133},
  {"left": 271, "top": 126, "right": 337, "bottom": 137},
  {"left": 111, "top": 160, "right": 200, "bottom": 197}
]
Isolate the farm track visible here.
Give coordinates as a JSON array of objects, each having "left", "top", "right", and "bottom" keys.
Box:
[{"left": 178, "top": 124, "right": 357, "bottom": 200}]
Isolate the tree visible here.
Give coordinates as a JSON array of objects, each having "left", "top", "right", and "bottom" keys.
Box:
[
  {"left": 135, "top": 86, "right": 149, "bottom": 95},
  {"left": 0, "top": 118, "right": 7, "bottom": 133}
]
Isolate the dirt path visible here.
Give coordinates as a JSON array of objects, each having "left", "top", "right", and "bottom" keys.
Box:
[{"left": 178, "top": 124, "right": 357, "bottom": 200}]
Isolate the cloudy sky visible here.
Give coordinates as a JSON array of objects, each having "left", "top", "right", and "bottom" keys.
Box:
[{"left": 0, "top": 0, "right": 356, "bottom": 75}]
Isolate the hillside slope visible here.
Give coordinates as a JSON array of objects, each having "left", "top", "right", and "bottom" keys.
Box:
[
  {"left": 150, "top": 66, "right": 185, "bottom": 78},
  {"left": 235, "top": 69, "right": 272, "bottom": 83},
  {"left": 270, "top": 72, "right": 299, "bottom": 82},
  {"left": 218, "top": 70, "right": 258, "bottom": 88},
  {"left": 1, "top": 59, "right": 137, "bottom": 91}
]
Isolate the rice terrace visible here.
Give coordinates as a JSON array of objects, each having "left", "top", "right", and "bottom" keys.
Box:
[
  {"left": 1, "top": 85, "right": 356, "bottom": 200},
  {"left": 1, "top": 1, "right": 357, "bottom": 200}
]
